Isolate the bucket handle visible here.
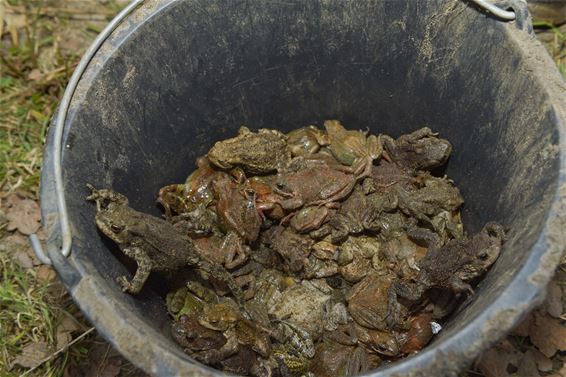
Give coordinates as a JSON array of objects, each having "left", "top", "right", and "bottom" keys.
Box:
[
  {"left": 29, "top": 0, "right": 144, "bottom": 265},
  {"left": 469, "top": 0, "right": 516, "bottom": 20},
  {"left": 469, "top": 0, "right": 533, "bottom": 33}
]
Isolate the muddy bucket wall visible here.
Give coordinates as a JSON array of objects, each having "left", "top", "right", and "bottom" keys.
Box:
[{"left": 38, "top": 0, "right": 566, "bottom": 375}]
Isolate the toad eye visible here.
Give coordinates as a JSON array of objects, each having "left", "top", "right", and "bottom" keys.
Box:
[{"left": 110, "top": 224, "right": 124, "bottom": 233}]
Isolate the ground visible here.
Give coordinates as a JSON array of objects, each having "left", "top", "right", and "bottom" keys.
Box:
[{"left": 0, "top": 1, "right": 565, "bottom": 376}]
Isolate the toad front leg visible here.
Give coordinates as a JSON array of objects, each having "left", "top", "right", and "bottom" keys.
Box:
[
  {"left": 221, "top": 232, "right": 249, "bottom": 269},
  {"left": 118, "top": 246, "right": 152, "bottom": 294}
]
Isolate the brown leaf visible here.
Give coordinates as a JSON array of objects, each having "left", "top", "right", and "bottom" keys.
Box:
[
  {"left": 518, "top": 350, "right": 541, "bottom": 377},
  {"left": 56, "top": 331, "right": 71, "bottom": 349},
  {"left": 11, "top": 341, "right": 50, "bottom": 369},
  {"left": 27, "top": 68, "right": 42, "bottom": 81},
  {"left": 477, "top": 345, "right": 517, "bottom": 377},
  {"left": 533, "top": 348, "right": 553, "bottom": 372},
  {"left": 58, "top": 316, "right": 81, "bottom": 333},
  {"left": 529, "top": 311, "right": 566, "bottom": 357},
  {"left": 15, "top": 250, "right": 33, "bottom": 269},
  {"left": 100, "top": 362, "right": 121, "bottom": 377},
  {"left": 511, "top": 313, "right": 532, "bottom": 337},
  {"left": 35, "top": 265, "right": 57, "bottom": 283},
  {"left": 5, "top": 194, "right": 41, "bottom": 235},
  {"left": 0, "top": 233, "right": 39, "bottom": 268},
  {"left": 87, "top": 360, "right": 121, "bottom": 377},
  {"left": 545, "top": 281, "right": 563, "bottom": 318}
]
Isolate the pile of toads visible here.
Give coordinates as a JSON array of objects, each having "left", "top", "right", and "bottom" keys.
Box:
[{"left": 87, "top": 120, "right": 505, "bottom": 376}]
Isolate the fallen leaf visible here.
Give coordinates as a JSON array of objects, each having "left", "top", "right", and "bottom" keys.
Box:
[
  {"left": 0, "top": 233, "right": 39, "bottom": 268},
  {"left": 477, "top": 345, "right": 518, "bottom": 377},
  {"left": 5, "top": 194, "right": 41, "bottom": 235},
  {"left": 518, "top": 350, "right": 541, "bottom": 377},
  {"left": 35, "top": 265, "right": 57, "bottom": 282},
  {"left": 58, "top": 316, "right": 81, "bottom": 333},
  {"left": 529, "top": 311, "right": 566, "bottom": 358},
  {"left": 533, "top": 348, "right": 553, "bottom": 372},
  {"left": 100, "top": 362, "right": 121, "bottom": 377},
  {"left": 87, "top": 360, "right": 121, "bottom": 377},
  {"left": 511, "top": 313, "right": 532, "bottom": 337},
  {"left": 4, "top": 233, "right": 28, "bottom": 246},
  {"left": 15, "top": 250, "right": 33, "bottom": 269},
  {"left": 11, "top": 341, "right": 50, "bottom": 369},
  {"left": 27, "top": 68, "right": 42, "bottom": 81},
  {"left": 545, "top": 281, "right": 563, "bottom": 318},
  {"left": 56, "top": 331, "right": 71, "bottom": 349}
]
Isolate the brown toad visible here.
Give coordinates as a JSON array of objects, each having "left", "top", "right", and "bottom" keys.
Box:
[
  {"left": 324, "top": 119, "right": 384, "bottom": 178},
  {"left": 172, "top": 315, "right": 227, "bottom": 356},
  {"left": 394, "top": 174, "right": 464, "bottom": 226},
  {"left": 198, "top": 302, "right": 272, "bottom": 359},
  {"left": 207, "top": 126, "right": 291, "bottom": 174},
  {"left": 382, "top": 127, "right": 452, "bottom": 171},
  {"left": 267, "top": 226, "right": 313, "bottom": 274},
  {"left": 86, "top": 185, "right": 245, "bottom": 302},
  {"left": 386, "top": 222, "right": 505, "bottom": 328},
  {"left": 274, "top": 163, "right": 357, "bottom": 211},
  {"left": 310, "top": 185, "right": 398, "bottom": 243}
]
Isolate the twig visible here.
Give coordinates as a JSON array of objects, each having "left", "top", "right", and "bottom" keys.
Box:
[{"left": 20, "top": 327, "right": 96, "bottom": 376}]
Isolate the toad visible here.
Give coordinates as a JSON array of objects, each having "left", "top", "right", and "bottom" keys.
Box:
[
  {"left": 267, "top": 226, "right": 313, "bottom": 274},
  {"left": 86, "top": 185, "right": 245, "bottom": 302},
  {"left": 157, "top": 156, "right": 217, "bottom": 219},
  {"left": 394, "top": 174, "right": 464, "bottom": 226},
  {"left": 324, "top": 119, "right": 384, "bottom": 178},
  {"left": 346, "top": 272, "right": 401, "bottom": 331},
  {"left": 274, "top": 163, "right": 357, "bottom": 212},
  {"left": 310, "top": 340, "right": 370, "bottom": 377},
  {"left": 386, "top": 222, "right": 505, "bottom": 328},
  {"left": 311, "top": 185, "right": 398, "bottom": 243},
  {"left": 172, "top": 315, "right": 227, "bottom": 356},
  {"left": 198, "top": 302, "right": 272, "bottom": 359},
  {"left": 212, "top": 172, "right": 262, "bottom": 269},
  {"left": 207, "top": 127, "right": 291, "bottom": 174},
  {"left": 269, "top": 280, "right": 332, "bottom": 340},
  {"left": 381, "top": 127, "right": 452, "bottom": 171},
  {"left": 286, "top": 125, "right": 328, "bottom": 157}
]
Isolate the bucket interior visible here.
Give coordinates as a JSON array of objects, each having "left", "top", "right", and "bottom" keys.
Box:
[{"left": 58, "top": 0, "right": 561, "bottom": 372}]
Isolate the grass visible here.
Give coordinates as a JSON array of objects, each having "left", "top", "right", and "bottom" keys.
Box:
[
  {"left": 0, "top": 250, "right": 85, "bottom": 376},
  {"left": 533, "top": 20, "right": 566, "bottom": 78},
  {"left": 0, "top": 1, "right": 139, "bottom": 376}
]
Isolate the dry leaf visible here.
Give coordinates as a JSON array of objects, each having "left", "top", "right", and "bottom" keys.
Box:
[
  {"left": 15, "top": 250, "right": 33, "bottom": 269},
  {"left": 100, "top": 362, "right": 121, "bottom": 377},
  {"left": 512, "top": 313, "right": 532, "bottom": 337},
  {"left": 5, "top": 195, "right": 41, "bottom": 235},
  {"left": 35, "top": 265, "right": 57, "bottom": 282},
  {"left": 27, "top": 68, "right": 42, "bottom": 81},
  {"left": 56, "top": 331, "right": 71, "bottom": 349},
  {"left": 545, "top": 281, "right": 563, "bottom": 319},
  {"left": 518, "top": 350, "right": 541, "bottom": 377},
  {"left": 11, "top": 341, "right": 50, "bottom": 369},
  {"left": 0, "top": 233, "right": 39, "bottom": 268},
  {"left": 58, "top": 316, "right": 81, "bottom": 333},
  {"left": 87, "top": 360, "right": 121, "bottom": 377},
  {"left": 533, "top": 348, "right": 553, "bottom": 372},
  {"left": 477, "top": 345, "right": 517, "bottom": 377},
  {"left": 529, "top": 311, "right": 566, "bottom": 358}
]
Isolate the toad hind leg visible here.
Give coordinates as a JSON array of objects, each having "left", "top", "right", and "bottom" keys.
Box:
[
  {"left": 386, "top": 280, "right": 424, "bottom": 329},
  {"left": 118, "top": 246, "right": 152, "bottom": 294}
]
